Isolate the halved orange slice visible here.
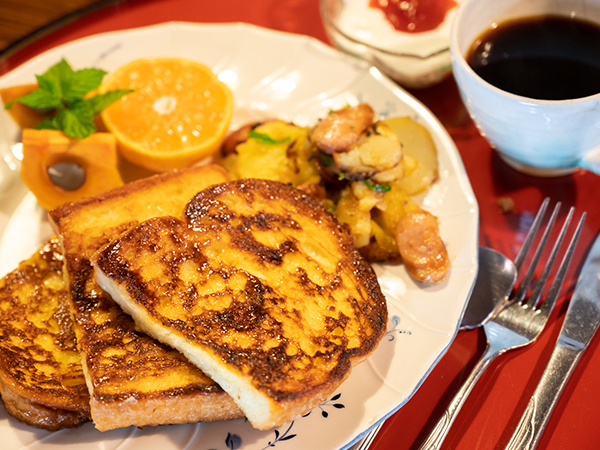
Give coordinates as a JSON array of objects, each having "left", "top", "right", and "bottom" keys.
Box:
[{"left": 99, "top": 58, "right": 233, "bottom": 172}]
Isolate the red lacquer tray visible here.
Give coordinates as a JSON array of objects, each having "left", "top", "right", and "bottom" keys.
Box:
[{"left": 1, "top": 1, "right": 599, "bottom": 449}]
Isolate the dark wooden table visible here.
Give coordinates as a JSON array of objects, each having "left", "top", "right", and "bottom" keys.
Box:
[{"left": 0, "top": 0, "right": 103, "bottom": 52}]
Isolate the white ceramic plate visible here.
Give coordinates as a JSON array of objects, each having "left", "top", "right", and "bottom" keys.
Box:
[{"left": 0, "top": 22, "right": 478, "bottom": 450}]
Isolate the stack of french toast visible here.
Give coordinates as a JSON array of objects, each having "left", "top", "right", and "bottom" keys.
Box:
[{"left": 0, "top": 163, "right": 388, "bottom": 432}]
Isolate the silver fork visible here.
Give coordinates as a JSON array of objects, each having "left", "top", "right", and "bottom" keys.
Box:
[
  {"left": 347, "top": 199, "right": 585, "bottom": 450},
  {"left": 415, "top": 198, "right": 585, "bottom": 450}
]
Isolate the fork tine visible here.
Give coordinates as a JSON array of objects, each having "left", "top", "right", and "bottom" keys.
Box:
[
  {"left": 514, "top": 201, "right": 561, "bottom": 303},
  {"left": 514, "top": 197, "right": 550, "bottom": 272},
  {"left": 538, "top": 211, "right": 586, "bottom": 316},
  {"left": 526, "top": 206, "right": 574, "bottom": 307}
]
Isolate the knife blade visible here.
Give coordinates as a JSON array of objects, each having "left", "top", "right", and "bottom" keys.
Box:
[{"left": 505, "top": 232, "right": 600, "bottom": 450}]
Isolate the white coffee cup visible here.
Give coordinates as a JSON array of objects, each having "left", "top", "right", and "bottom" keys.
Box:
[{"left": 450, "top": 0, "right": 600, "bottom": 177}]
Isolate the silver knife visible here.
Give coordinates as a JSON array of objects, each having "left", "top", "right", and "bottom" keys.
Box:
[{"left": 505, "top": 232, "right": 600, "bottom": 450}]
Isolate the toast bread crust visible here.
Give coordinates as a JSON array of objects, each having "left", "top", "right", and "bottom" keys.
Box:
[
  {"left": 0, "top": 238, "right": 90, "bottom": 430},
  {"left": 0, "top": 380, "right": 89, "bottom": 431},
  {"left": 92, "top": 179, "right": 388, "bottom": 429},
  {"left": 48, "top": 164, "right": 244, "bottom": 431}
]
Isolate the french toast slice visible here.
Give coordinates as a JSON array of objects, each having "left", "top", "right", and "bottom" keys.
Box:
[
  {"left": 0, "top": 238, "right": 90, "bottom": 431},
  {"left": 48, "top": 164, "right": 244, "bottom": 431},
  {"left": 92, "top": 179, "right": 388, "bottom": 430}
]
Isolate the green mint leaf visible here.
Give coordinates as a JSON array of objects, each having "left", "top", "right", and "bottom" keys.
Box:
[
  {"left": 248, "top": 129, "right": 291, "bottom": 145},
  {"left": 36, "top": 116, "right": 61, "bottom": 131},
  {"left": 61, "top": 112, "right": 97, "bottom": 138},
  {"left": 58, "top": 99, "right": 96, "bottom": 138},
  {"left": 5, "top": 74, "right": 62, "bottom": 110},
  {"left": 36, "top": 74, "right": 62, "bottom": 97},
  {"left": 7, "top": 87, "right": 60, "bottom": 110},
  {"left": 43, "top": 59, "right": 74, "bottom": 81},
  {"left": 63, "top": 67, "right": 108, "bottom": 103},
  {"left": 42, "top": 59, "right": 74, "bottom": 93},
  {"left": 37, "top": 100, "right": 95, "bottom": 138},
  {"left": 86, "top": 89, "right": 132, "bottom": 116},
  {"left": 363, "top": 179, "right": 391, "bottom": 192}
]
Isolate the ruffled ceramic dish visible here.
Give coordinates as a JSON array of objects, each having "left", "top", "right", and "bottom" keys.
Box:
[{"left": 0, "top": 22, "right": 477, "bottom": 450}]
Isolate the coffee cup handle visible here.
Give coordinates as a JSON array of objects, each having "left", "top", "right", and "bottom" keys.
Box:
[
  {"left": 577, "top": 100, "right": 600, "bottom": 175},
  {"left": 579, "top": 147, "right": 600, "bottom": 176}
]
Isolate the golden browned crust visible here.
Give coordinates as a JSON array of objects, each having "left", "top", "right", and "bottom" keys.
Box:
[
  {"left": 92, "top": 179, "right": 388, "bottom": 429},
  {"left": 89, "top": 385, "right": 244, "bottom": 431},
  {"left": 0, "top": 379, "right": 88, "bottom": 431},
  {"left": 48, "top": 164, "right": 245, "bottom": 431},
  {"left": 0, "top": 238, "right": 90, "bottom": 430}
]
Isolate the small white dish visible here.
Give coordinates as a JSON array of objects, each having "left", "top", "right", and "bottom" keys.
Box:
[{"left": 320, "top": 0, "right": 461, "bottom": 88}]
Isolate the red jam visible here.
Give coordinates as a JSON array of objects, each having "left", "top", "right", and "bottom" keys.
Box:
[{"left": 369, "top": 0, "right": 457, "bottom": 33}]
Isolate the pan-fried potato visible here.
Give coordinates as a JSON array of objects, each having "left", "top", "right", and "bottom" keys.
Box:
[
  {"left": 334, "top": 181, "right": 420, "bottom": 261},
  {"left": 375, "top": 181, "right": 420, "bottom": 236},
  {"left": 358, "top": 220, "right": 400, "bottom": 262},
  {"left": 384, "top": 116, "right": 438, "bottom": 195},
  {"left": 333, "top": 186, "right": 372, "bottom": 248},
  {"left": 220, "top": 120, "right": 321, "bottom": 187}
]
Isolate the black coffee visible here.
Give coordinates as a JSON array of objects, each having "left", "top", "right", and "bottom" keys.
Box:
[{"left": 466, "top": 15, "right": 600, "bottom": 100}]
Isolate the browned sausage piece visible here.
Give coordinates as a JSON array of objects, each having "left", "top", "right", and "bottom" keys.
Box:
[
  {"left": 395, "top": 209, "right": 448, "bottom": 284},
  {"left": 310, "top": 103, "right": 374, "bottom": 154}
]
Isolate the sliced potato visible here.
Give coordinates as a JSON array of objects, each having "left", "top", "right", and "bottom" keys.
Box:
[{"left": 383, "top": 116, "right": 438, "bottom": 195}]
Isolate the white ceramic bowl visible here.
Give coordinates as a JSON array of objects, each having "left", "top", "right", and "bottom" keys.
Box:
[{"left": 320, "top": 0, "right": 460, "bottom": 88}]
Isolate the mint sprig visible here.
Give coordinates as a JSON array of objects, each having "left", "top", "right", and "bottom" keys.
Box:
[{"left": 5, "top": 59, "right": 132, "bottom": 139}]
